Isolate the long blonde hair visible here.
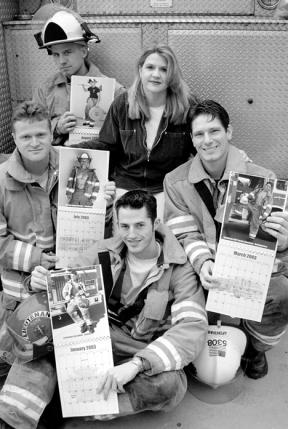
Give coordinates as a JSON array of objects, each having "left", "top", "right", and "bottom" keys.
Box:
[{"left": 128, "top": 44, "right": 194, "bottom": 125}]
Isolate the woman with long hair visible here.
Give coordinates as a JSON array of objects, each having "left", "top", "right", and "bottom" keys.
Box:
[{"left": 80, "top": 44, "right": 197, "bottom": 219}]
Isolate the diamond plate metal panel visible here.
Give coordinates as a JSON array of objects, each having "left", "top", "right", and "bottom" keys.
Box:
[
  {"left": 0, "top": 0, "right": 18, "bottom": 19},
  {"left": 19, "top": 0, "right": 42, "bottom": 16},
  {"left": 142, "top": 23, "right": 168, "bottom": 48},
  {"left": 4, "top": 17, "right": 288, "bottom": 176},
  {"left": 0, "top": 0, "right": 18, "bottom": 153},
  {"left": 86, "top": 26, "right": 142, "bottom": 88},
  {"left": 169, "top": 29, "right": 288, "bottom": 179},
  {"left": 19, "top": 0, "right": 77, "bottom": 15},
  {"left": 5, "top": 25, "right": 56, "bottom": 102},
  {"left": 77, "top": 0, "right": 254, "bottom": 16},
  {"left": 169, "top": 19, "right": 288, "bottom": 32},
  {"left": 0, "top": 27, "right": 14, "bottom": 153}
]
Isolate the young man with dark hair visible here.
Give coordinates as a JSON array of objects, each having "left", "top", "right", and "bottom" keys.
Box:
[
  {"left": 0, "top": 101, "right": 115, "bottom": 429},
  {"left": 31, "top": 189, "right": 207, "bottom": 419},
  {"left": 164, "top": 99, "right": 288, "bottom": 380}
]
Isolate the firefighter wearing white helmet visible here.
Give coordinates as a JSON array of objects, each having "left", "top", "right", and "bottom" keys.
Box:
[
  {"left": 33, "top": 5, "right": 124, "bottom": 146},
  {"left": 35, "top": 9, "right": 100, "bottom": 49},
  {"left": 77, "top": 151, "right": 91, "bottom": 161},
  {"left": 66, "top": 151, "right": 100, "bottom": 206}
]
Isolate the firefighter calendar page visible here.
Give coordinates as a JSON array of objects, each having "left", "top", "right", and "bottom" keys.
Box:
[
  {"left": 56, "top": 147, "right": 109, "bottom": 269},
  {"left": 206, "top": 172, "right": 288, "bottom": 322},
  {"left": 68, "top": 75, "right": 115, "bottom": 146},
  {"left": 47, "top": 265, "right": 119, "bottom": 417}
]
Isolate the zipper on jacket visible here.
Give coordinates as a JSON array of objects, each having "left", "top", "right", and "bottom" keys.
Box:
[
  {"left": 144, "top": 122, "right": 168, "bottom": 178},
  {"left": 147, "top": 149, "right": 151, "bottom": 162},
  {"left": 152, "top": 116, "right": 169, "bottom": 152},
  {"left": 142, "top": 115, "right": 169, "bottom": 182},
  {"left": 48, "top": 169, "right": 59, "bottom": 195}
]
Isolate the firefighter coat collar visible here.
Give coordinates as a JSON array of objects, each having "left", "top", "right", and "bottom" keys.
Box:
[
  {"left": 99, "top": 223, "right": 187, "bottom": 266},
  {"left": 188, "top": 144, "right": 247, "bottom": 185},
  {"left": 4, "top": 147, "right": 59, "bottom": 191}
]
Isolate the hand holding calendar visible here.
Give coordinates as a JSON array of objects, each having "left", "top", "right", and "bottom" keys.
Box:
[{"left": 206, "top": 172, "right": 288, "bottom": 322}]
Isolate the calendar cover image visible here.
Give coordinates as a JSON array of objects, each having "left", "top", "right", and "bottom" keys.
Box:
[
  {"left": 67, "top": 76, "right": 115, "bottom": 146},
  {"left": 220, "top": 173, "right": 287, "bottom": 250},
  {"left": 56, "top": 147, "right": 109, "bottom": 269},
  {"left": 206, "top": 172, "right": 288, "bottom": 322},
  {"left": 47, "top": 265, "right": 119, "bottom": 417}
]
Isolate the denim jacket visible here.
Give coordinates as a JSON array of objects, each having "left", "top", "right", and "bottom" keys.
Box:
[{"left": 79, "top": 92, "right": 196, "bottom": 193}]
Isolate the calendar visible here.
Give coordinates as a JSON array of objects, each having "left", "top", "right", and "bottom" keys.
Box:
[
  {"left": 47, "top": 265, "right": 118, "bottom": 417},
  {"left": 206, "top": 172, "right": 288, "bottom": 322},
  {"left": 68, "top": 76, "right": 115, "bottom": 146},
  {"left": 56, "top": 147, "right": 109, "bottom": 268}
]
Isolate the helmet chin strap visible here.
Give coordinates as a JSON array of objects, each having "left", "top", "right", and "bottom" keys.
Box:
[{"left": 81, "top": 22, "right": 101, "bottom": 44}]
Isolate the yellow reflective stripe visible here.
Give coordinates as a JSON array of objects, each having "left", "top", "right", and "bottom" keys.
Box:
[
  {"left": 172, "top": 311, "right": 207, "bottom": 325},
  {"left": 3, "top": 384, "right": 45, "bottom": 410},
  {"left": 13, "top": 241, "right": 22, "bottom": 270},
  {"left": 166, "top": 215, "right": 195, "bottom": 226},
  {"left": 156, "top": 337, "right": 182, "bottom": 370},
  {"left": 147, "top": 343, "right": 171, "bottom": 370},
  {"left": 0, "top": 396, "right": 39, "bottom": 422},
  {"left": 9, "top": 229, "right": 36, "bottom": 241},
  {"left": 2, "top": 279, "right": 29, "bottom": 300},
  {"left": 173, "top": 300, "right": 204, "bottom": 313},
  {"left": 23, "top": 244, "right": 32, "bottom": 272}
]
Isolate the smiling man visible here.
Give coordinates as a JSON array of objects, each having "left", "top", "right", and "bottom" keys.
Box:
[
  {"left": 164, "top": 99, "right": 288, "bottom": 381},
  {"left": 0, "top": 101, "right": 59, "bottom": 429},
  {"left": 0, "top": 101, "right": 117, "bottom": 429},
  {"left": 40, "top": 189, "right": 207, "bottom": 419}
]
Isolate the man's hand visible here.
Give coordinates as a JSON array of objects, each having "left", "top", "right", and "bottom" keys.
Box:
[
  {"left": 56, "top": 112, "right": 77, "bottom": 134},
  {"left": 31, "top": 265, "right": 51, "bottom": 292},
  {"left": 199, "top": 260, "right": 222, "bottom": 290},
  {"left": 262, "top": 211, "right": 288, "bottom": 251},
  {"left": 40, "top": 252, "right": 58, "bottom": 270},
  {"left": 103, "top": 181, "right": 116, "bottom": 202},
  {"left": 97, "top": 361, "right": 140, "bottom": 400}
]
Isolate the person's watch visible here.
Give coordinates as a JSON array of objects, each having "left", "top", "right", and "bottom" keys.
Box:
[{"left": 130, "top": 356, "right": 150, "bottom": 373}]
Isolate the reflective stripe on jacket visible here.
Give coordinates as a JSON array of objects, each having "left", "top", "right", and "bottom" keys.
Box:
[
  {"left": 0, "top": 148, "right": 58, "bottom": 303},
  {"left": 164, "top": 145, "right": 276, "bottom": 274},
  {"left": 79, "top": 223, "right": 208, "bottom": 375}
]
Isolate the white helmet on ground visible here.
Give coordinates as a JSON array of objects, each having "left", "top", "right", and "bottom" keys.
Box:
[
  {"left": 193, "top": 325, "right": 247, "bottom": 388},
  {"left": 6, "top": 291, "right": 53, "bottom": 363}
]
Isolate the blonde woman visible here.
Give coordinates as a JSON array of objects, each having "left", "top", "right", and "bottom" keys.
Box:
[{"left": 78, "top": 44, "right": 197, "bottom": 219}]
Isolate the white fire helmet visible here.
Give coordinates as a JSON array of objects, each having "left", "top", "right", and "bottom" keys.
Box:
[
  {"left": 6, "top": 291, "right": 53, "bottom": 363},
  {"left": 77, "top": 152, "right": 91, "bottom": 162},
  {"left": 193, "top": 325, "right": 247, "bottom": 388},
  {"left": 34, "top": 6, "right": 100, "bottom": 51}
]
